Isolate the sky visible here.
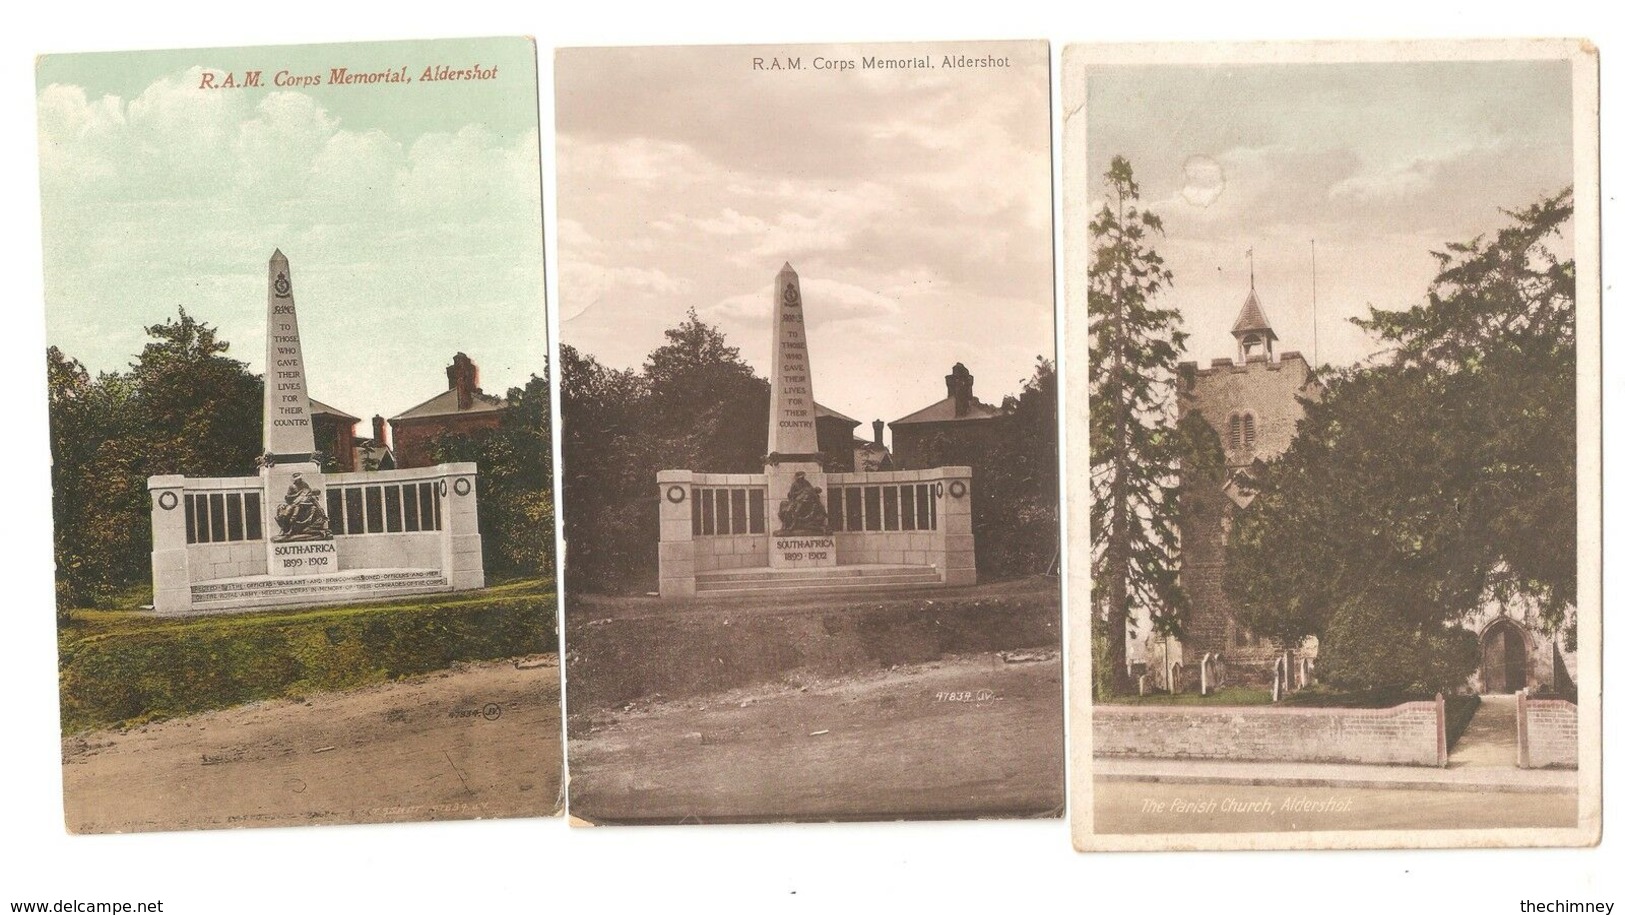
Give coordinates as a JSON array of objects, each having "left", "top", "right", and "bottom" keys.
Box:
[
  {"left": 555, "top": 41, "right": 1055, "bottom": 435},
  {"left": 37, "top": 37, "right": 547, "bottom": 422},
  {"left": 1083, "top": 59, "right": 1574, "bottom": 370}
]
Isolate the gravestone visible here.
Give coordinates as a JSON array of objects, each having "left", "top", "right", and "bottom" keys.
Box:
[
  {"left": 261, "top": 250, "right": 339, "bottom": 577},
  {"left": 765, "top": 264, "right": 836, "bottom": 570}
]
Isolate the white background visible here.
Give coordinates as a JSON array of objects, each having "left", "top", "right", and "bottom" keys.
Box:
[{"left": 1, "top": 2, "right": 1616, "bottom": 912}]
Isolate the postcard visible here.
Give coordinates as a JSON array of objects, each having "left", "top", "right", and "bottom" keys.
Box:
[
  {"left": 1064, "top": 39, "right": 1600, "bottom": 850},
  {"left": 554, "top": 41, "right": 1062, "bottom": 824},
  {"left": 38, "top": 36, "right": 559, "bottom": 832}
]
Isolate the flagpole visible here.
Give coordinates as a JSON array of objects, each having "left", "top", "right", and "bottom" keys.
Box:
[{"left": 1311, "top": 239, "right": 1318, "bottom": 367}]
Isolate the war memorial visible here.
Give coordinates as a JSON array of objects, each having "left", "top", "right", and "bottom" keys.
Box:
[
  {"left": 655, "top": 264, "right": 975, "bottom": 598},
  {"left": 146, "top": 251, "right": 486, "bottom": 614}
]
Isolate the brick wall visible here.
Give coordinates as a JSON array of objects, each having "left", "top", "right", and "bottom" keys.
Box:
[
  {"left": 1518, "top": 696, "right": 1579, "bottom": 769},
  {"left": 1094, "top": 701, "right": 1444, "bottom": 767},
  {"left": 391, "top": 411, "right": 504, "bottom": 468}
]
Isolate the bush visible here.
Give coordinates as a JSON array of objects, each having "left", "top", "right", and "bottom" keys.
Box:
[
  {"left": 58, "top": 585, "right": 557, "bottom": 734},
  {"left": 1315, "top": 597, "right": 1480, "bottom": 696}
]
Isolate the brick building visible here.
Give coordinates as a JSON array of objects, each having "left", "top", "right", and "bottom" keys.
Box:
[
  {"left": 812, "top": 403, "right": 862, "bottom": 472},
  {"left": 388, "top": 352, "right": 508, "bottom": 468},
  {"left": 887, "top": 363, "right": 1004, "bottom": 470}
]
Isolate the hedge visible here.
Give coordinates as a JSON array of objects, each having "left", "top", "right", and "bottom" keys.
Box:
[{"left": 59, "top": 583, "right": 557, "bottom": 734}]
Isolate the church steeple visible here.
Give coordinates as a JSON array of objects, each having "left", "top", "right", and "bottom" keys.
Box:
[{"left": 1231, "top": 262, "right": 1278, "bottom": 362}]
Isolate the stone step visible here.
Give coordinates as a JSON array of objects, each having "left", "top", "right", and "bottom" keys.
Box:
[
  {"left": 181, "top": 568, "right": 452, "bottom": 614},
  {"left": 698, "top": 563, "right": 938, "bottom": 584},
  {"left": 695, "top": 570, "right": 944, "bottom": 596}
]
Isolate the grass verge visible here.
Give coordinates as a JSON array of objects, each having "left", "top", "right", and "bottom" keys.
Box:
[
  {"left": 58, "top": 577, "right": 556, "bottom": 734},
  {"left": 566, "top": 576, "right": 1061, "bottom": 713}
]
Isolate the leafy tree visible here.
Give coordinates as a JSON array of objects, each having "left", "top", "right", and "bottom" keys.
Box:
[
  {"left": 1087, "top": 156, "right": 1190, "bottom": 694},
  {"left": 1225, "top": 189, "right": 1577, "bottom": 693},
  {"left": 129, "top": 308, "right": 263, "bottom": 478},
  {"left": 47, "top": 309, "right": 262, "bottom": 611},
  {"left": 432, "top": 371, "right": 556, "bottom": 578},
  {"left": 641, "top": 307, "right": 769, "bottom": 473},
  {"left": 558, "top": 343, "right": 655, "bottom": 593},
  {"left": 909, "top": 358, "right": 1060, "bottom": 579}
]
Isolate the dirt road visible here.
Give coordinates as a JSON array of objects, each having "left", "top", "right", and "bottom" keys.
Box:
[
  {"left": 568, "top": 651, "right": 1064, "bottom": 824},
  {"left": 61, "top": 656, "right": 563, "bottom": 833}
]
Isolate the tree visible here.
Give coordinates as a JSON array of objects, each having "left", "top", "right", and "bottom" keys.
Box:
[
  {"left": 558, "top": 311, "right": 781, "bottom": 594},
  {"left": 432, "top": 372, "right": 556, "bottom": 579},
  {"left": 558, "top": 343, "right": 655, "bottom": 593},
  {"left": 909, "top": 358, "right": 1060, "bottom": 579},
  {"left": 129, "top": 307, "right": 263, "bottom": 478},
  {"left": 47, "top": 309, "right": 263, "bottom": 611},
  {"left": 1225, "top": 189, "right": 1577, "bottom": 693},
  {"left": 641, "top": 307, "right": 769, "bottom": 474},
  {"left": 1087, "top": 155, "right": 1190, "bottom": 694}
]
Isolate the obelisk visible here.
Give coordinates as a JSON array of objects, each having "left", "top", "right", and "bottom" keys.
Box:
[
  {"left": 765, "top": 263, "right": 835, "bottom": 569},
  {"left": 261, "top": 250, "right": 339, "bottom": 577}
]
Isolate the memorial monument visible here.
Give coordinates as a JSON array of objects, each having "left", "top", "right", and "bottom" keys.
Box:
[
  {"left": 656, "top": 263, "right": 975, "bottom": 598},
  {"left": 146, "top": 251, "right": 486, "bottom": 614}
]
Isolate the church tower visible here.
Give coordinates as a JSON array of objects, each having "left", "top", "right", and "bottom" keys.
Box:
[{"left": 1170, "top": 277, "right": 1318, "bottom": 679}]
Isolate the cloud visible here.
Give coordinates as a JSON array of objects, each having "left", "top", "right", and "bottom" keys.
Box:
[{"left": 39, "top": 66, "right": 547, "bottom": 420}]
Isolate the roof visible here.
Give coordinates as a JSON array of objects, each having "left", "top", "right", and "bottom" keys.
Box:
[
  {"left": 1231, "top": 288, "right": 1279, "bottom": 340},
  {"left": 890, "top": 396, "right": 1003, "bottom": 426},
  {"left": 814, "top": 401, "right": 859, "bottom": 425},
  {"left": 390, "top": 388, "right": 506, "bottom": 422},
  {"left": 308, "top": 397, "right": 360, "bottom": 422}
]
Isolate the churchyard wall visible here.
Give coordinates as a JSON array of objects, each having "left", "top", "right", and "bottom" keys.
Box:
[{"left": 1094, "top": 699, "right": 1445, "bottom": 767}]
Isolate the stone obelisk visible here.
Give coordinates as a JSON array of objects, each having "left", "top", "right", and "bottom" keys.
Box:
[
  {"left": 765, "top": 263, "right": 836, "bottom": 569},
  {"left": 261, "top": 250, "right": 339, "bottom": 577}
]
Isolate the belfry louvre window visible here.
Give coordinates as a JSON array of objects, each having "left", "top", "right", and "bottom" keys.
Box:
[
  {"left": 185, "top": 491, "right": 263, "bottom": 544},
  {"left": 329, "top": 482, "right": 442, "bottom": 535},
  {"left": 826, "top": 484, "right": 938, "bottom": 533},
  {"left": 1229, "top": 412, "right": 1258, "bottom": 450}
]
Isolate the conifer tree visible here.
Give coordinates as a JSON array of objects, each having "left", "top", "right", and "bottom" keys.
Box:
[{"left": 1088, "top": 156, "right": 1191, "bottom": 695}]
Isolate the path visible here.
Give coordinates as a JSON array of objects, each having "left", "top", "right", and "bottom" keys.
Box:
[
  {"left": 568, "top": 652, "right": 1065, "bottom": 824},
  {"left": 62, "top": 657, "right": 563, "bottom": 833},
  {"left": 1449, "top": 694, "right": 1520, "bottom": 768}
]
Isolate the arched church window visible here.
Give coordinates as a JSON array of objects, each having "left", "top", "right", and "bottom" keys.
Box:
[
  {"left": 1228, "top": 414, "right": 1243, "bottom": 451},
  {"left": 1242, "top": 413, "right": 1256, "bottom": 448}
]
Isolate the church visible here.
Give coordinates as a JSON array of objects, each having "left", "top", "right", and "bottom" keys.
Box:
[
  {"left": 1144, "top": 277, "right": 1572, "bottom": 697},
  {"left": 1150, "top": 279, "right": 1319, "bottom": 687}
]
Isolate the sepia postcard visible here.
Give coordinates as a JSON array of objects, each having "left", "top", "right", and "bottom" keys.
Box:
[
  {"left": 1064, "top": 39, "right": 1600, "bottom": 851},
  {"left": 38, "top": 37, "right": 560, "bottom": 832},
  {"left": 555, "top": 41, "right": 1061, "bottom": 824}
]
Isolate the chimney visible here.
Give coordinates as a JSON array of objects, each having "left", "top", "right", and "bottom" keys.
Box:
[
  {"left": 446, "top": 352, "right": 478, "bottom": 411},
  {"left": 945, "top": 363, "right": 974, "bottom": 418},
  {"left": 872, "top": 419, "right": 885, "bottom": 450},
  {"left": 372, "top": 414, "right": 389, "bottom": 449}
]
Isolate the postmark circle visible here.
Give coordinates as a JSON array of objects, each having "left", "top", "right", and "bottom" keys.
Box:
[{"left": 481, "top": 703, "right": 502, "bottom": 721}]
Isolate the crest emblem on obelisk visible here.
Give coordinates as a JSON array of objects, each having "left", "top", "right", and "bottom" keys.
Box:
[
  {"left": 782, "top": 283, "right": 800, "bottom": 306},
  {"left": 274, "top": 272, "right": 292, "bottom": 298}
]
